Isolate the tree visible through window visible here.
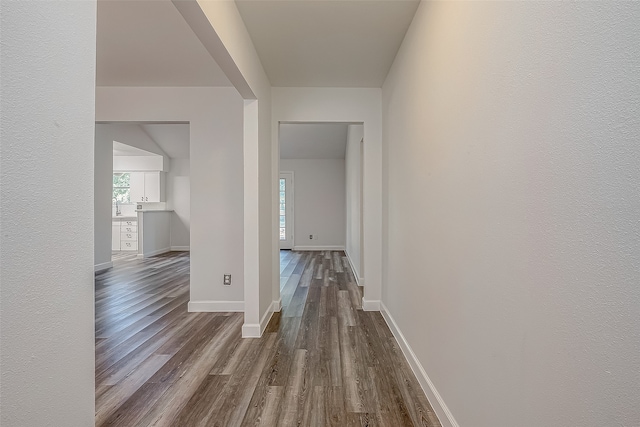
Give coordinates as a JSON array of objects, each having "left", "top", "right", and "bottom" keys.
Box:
[
  {"left": 113, "top": 173, "right": 131, "bottom": 204},
  {"left": 280, "top": 178, "right": 286, "bottom": 240}
]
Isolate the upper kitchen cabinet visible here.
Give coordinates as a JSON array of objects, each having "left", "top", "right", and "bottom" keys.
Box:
[{"left": 130, "top": 171, "right": 166, "bottom": 202}]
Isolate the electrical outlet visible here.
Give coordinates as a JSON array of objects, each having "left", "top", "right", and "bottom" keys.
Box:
[
  {"left": 223, "top": 274, "right": 231, "bottom": 286},
  {"left": 309, "top": 234, "right": 313, "bottom": 240}
]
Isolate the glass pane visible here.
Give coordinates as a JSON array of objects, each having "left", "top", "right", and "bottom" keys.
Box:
[
  {"left": 279, "top": 178, "right": 287, "bottom": 241},
  {"left": 113, "top": 173, "right": 130, "bottom": 187},
  {"left": 113, "top": 173, "right": 131, "bottom": 203},
  {"left": 113, "top": 188, "right": 130, "bottom": 204}
]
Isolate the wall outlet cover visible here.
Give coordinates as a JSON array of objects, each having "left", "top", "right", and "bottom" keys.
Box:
[{"left": 223, "top": 274, "right": 231, "bottom": 285}]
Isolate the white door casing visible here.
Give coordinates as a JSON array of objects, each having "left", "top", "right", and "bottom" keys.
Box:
[{"left": 279, "top": 171, "right": 294, "bottom": 249}]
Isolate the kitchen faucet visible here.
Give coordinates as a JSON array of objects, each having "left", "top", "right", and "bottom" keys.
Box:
[{"left": 114, "top": 198, "right": 122, "bottom": 216}]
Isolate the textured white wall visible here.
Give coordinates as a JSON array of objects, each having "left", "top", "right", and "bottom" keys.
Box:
[
  {"left": 345, "top": 124, "right": 364, "bottom": 281},
  {"left": 0, "top": 1, "right": 97, "bottom": 425},
  {"left": 382, "top": 2, "right": 640, "bottom": 426},
  {"left": 167, "top": 158, "right": 191, "bottom": 248},
  {"left": 280, "top": 159, "right": 346, "bottom": 249},
  {"left": 96, "top": 87, "right": 245, "bottom": 305}
]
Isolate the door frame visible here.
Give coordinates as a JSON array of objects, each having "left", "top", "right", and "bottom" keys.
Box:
[{"left": 279, "top": 171, "right": 294, "bottom": 249}]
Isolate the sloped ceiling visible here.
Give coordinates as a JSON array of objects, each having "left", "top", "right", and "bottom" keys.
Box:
[
  {"left": 280, "top": 123, "right": 350, "bottom": 159},
  {"left": 141, "top": 124, "right": 190, "bottom": 159},
  {"left": 236, "top": 0, "right": 420, "bottom": 87},
  {"left": 96, "top": 0, "right": 231, "bottom": 87}
]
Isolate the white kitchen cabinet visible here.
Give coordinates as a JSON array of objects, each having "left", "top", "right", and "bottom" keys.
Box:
[
  {"left": 130, "top": 172, "right": 165, "bottom": 203},
  {"left": 129, "top": 172, "right": 145, "bottom": 203},
  {"left": 112, "top": 218, "right": 138, "bottom": 251},
  {"left": 112, "top": 222, "right": 121, "bottom": 251}
]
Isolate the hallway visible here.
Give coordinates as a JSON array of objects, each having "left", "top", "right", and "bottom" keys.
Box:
[{"left": 95, "top": 251, "right": 440, "bottom": 426}]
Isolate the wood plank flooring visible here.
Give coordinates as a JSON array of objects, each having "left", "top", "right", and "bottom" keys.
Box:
[{"left": 95, "top": 250, "right": 441, "bottom": 426}]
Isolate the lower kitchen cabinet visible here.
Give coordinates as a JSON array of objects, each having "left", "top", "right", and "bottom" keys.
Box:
[{"left": 112, "top": 218, "right": 138, "bottom": 251}]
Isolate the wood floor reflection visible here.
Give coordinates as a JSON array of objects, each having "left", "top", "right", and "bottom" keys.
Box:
[{"left": 95, "top": 251, "right": 440, "bottom": 426}]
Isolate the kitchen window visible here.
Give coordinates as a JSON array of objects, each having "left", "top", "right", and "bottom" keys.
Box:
[{"left": 113, "top": 173, "right": 131, "bottom": 204}]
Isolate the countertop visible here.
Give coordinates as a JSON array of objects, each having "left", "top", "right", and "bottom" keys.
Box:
[
  {"left": 112, "top": 216, "right": 137, "bottom": 220},
  {"left": 135, "top": 209, "right": 174, "bottom": 213}
]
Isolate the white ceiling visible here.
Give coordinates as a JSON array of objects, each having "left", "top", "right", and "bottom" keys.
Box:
[
  {"left": 236, "top": 0, "right": 420, "bottom": 87},
  {"left": 280, "top": 123, "right": 350, "bottom": 159},
  {"left": 113, "top": 141, "right": 155, "bottom": 157},
  {"left": 141, "top": 124, "right": 190, "bottom": 159},
  {"left": 96, "top": 0, "right": 231, "bottom": 87}
]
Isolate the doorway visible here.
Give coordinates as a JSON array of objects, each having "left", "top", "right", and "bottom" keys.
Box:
[{"left": 279, "top": 171, "right": 294, "bottom": 249}]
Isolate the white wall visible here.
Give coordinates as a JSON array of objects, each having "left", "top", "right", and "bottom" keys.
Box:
[
  {"left": 178, "top": 0, "right": 274, "bottom": 334},
  {"left": 113, "top": 155, "right": 163, "bottom": 171},
  {"left": 96, "top": 87, "right": 245, "bottom": 307},
  {"left": 345, "top": 124, "right": 364, "bottom": 282},
  {"left": 272, "top": 87, "right": 382, "bottom": 310},
  {"left": 381, "top": 2, "right": 640, "bottom": 426},
  {"left": 0, "top": 1, "right": 96, "bottom": 425},
  {"left": 280, "top": 159, "right": 346, "bottom": 249},
  {"left": 95, "top": 125, "right": 115, "bottom": 270},
  {"left": 167, "top": 158, "right": 190, "bottom": 249}
]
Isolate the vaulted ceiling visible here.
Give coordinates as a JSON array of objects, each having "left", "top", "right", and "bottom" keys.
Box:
[
  {"left": 280, "top": 123, "right": 350, "bottom": 159},
  {"left": 96, "top": 0, "right": 231, "bottom": 87},
  {"left": 96, "top": 0, "right": 419, "bottom": 159},
  {"left": 97, "top": 0, "right": 419, "bottom": 89},
  {"left": 236, "top": 0, "right": 420, "bottom": 87},
  {"left": 141, "top": 124, "right": 190, "bottom": 159}
]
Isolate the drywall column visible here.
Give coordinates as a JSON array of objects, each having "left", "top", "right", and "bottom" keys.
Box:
[
  {"left": 243, "top": 99, "right": 261, "bottom": 333},
  {"left": 345, "top": 124, "right": 364, "bottom": 282},
  {"left": 176, "top": 0, "right": 275, "bottom": 336},
  {"left": 0, "top": 1, "right": 97, "bottom": 425}
]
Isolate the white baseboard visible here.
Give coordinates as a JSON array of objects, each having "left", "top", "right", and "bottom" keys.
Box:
[
  {"left": 273, "top": 299, "right": 282, "bottom": 312},
  {"left": 170, "top": 246, "right": 190, "bottom": 251},
  {"left": 241, "top": 323, "right": 260, "bottom": 338},
  {"left": 344, "top": 251, "right": 364, "bottom": 286},
  {"left": 242, "top": 300, "right": 279, "bottom": 338},
  {"left": 380, "top": 302, "right": 459, "bottom": 427},
  {"left": 188, "top": 300, "right": 244, "bottom": 312},
  {"left": 94, "top": 261, "right": 113, "bottom": 272},
  {"left": 362, "top": 298, "right": 381, "bottom": 311},
  {"left": 293, "top": 245, "right": 345, "bottom": 251},
  {"left": 143, "top": 247, "right": 171, "bottom": 258}
]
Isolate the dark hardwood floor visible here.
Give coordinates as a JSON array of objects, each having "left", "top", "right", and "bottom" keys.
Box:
[{"left": 95, "top": 251, "right": 441, "bottom": 426}]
